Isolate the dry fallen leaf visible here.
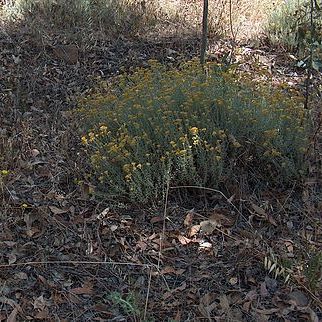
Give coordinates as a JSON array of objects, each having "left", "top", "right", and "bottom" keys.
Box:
[
  {"left": 188, "top": 224, "right": 200, "bottom": 237},
  {"left": 260, "top": 281, "right": 269, "bottom": 297},
  {"left": 160, "top": 266, "right": 185, "bottom": 275},
  {"left": 162, "top": 282, "right": 187, "bottom": 300},
  {"left": 26, "top": 226, "right": 41, "bottom": 238},
  {"left": 70, "top": 286, "right": 93, "bottom": 295},
  {"left": 136, "top": 240, "right": 148, "bottom": 251},
  {"left": 30, "top": 149, "right": 40, "bottom": 157},
  {"left": 97, "top": 207, "right": 111, "bottom": 220},
  {"left": 49, "top": 205, "right": 68, "bottom": 215},
  {"left": 284, "top": 240, "right": 294, "bottom": 253},
  {"left": 251, "top": 203, "right": 267, "bottom": 218},
  {"left": 219, "top": 294, "right": 230, "bottom": 312},
  {"left": 0, "top": 297, "right": 22, "bottom": 313},
  {"left": 8, "top": 253, "right": 17, "bottom": 265},
  {"left": 52, "top": 45, "right": 79, "bottom": 64},
  {"left": 34, "top": 308, "right": 49, "bottom": 320},
  {"left": 150, "top": 216, "right": 163, "bottom": 224},
  {"left": 24, "top": 213, "right": 37, "bottom": 237},
  {"left": 23, "top": 213, "right": 35, "bottom": 231},
  {"left": 268, "top": 214, "right": 278, "bottom": 226},
  {"left": 70, "top": 280, "right": 94, "bottom": 295},
  {"left": 200, "top": 209, "right": 236, "bottom": 230},
  {"left": 198, "top": 293, "right": 217, "bottom": 318},
  {"left": 184, "top": 210, "right": 194, "bottom": 227},
  {"left": 14, "top": 272, "right": 28, "bottom": 280},
  {"left": 244, "top": 290, "right": 258, "bottom": 302},
  {"left": 33, "top": 295, "right": 47, "bottom": 310},
  {"left": 177, "top": 235, "right": 192, "bottom": 245}
]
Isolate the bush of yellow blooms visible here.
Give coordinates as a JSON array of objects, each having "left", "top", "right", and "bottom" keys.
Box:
[{"left": 77, "top": 60, "right": 310, "bottom": 203}]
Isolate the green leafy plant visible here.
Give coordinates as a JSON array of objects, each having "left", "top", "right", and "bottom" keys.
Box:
[
  {"left": 108, "top": 291, "right": 141, "bottom": 317},
  {"left": 305, "top": 251, "right": 322, "bottom": 290},
  {"left": 77, "top": 60, "right": 310, "bottom": 204}
]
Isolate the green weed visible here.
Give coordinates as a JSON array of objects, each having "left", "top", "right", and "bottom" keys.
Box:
[
  {"left": 108, "top": 291, "right": 141, "bottom": 317},
  {"left": 305, "top": 251, "right": 322, "bottom": 290}
]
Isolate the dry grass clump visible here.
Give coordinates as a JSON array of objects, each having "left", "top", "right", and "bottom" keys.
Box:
[
  {"left": 0, "top": 0, "right": 287, "bottom": 40},
  {"left": 264, "top": 0, "right": 322, "bottom": 52},
  {"left": 77, "top": 60, "right": 310, "bottom": 203},
  {"left": 1, "top": 0, "right": 164, "bottom": 36},
  {"left": 163, "top": 0, "right": 283, "bottom": 39}
]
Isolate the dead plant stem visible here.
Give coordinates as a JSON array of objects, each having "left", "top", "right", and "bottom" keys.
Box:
[
  {"left": 158, "top": 179, "right": 170, "bottom": 270},
  {"left": 143, "top": 267, "right": 152, "bottom": 320},
  {"left": 200, "top": 0, "right": 209, "bottom": 65}
]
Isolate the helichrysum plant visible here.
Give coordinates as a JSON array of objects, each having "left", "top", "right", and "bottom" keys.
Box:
[{"left": 77, "top": 60, "right": 310, "bottom": 203}]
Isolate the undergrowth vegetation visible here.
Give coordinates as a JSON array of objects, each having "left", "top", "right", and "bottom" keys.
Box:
[
  {"left": 77, "top": 61, "right": 310, "bottom": 203},
  {"left": 1, "top": 0, "right": 284, "bottom": 39},
  {"left": 265, "top": 0, "right": 322, "bottom": 53},
  {"left": 306, "top": 251, "right": 322, "bottom": 291},
  {"left": 2, "top": 0, "right": 162, "bottom": 36}
]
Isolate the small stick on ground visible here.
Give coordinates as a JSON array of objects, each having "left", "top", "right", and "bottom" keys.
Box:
[
  {"left": 143, "top": 267, "right": 153, "bottom": 320},
  {"left": 0, "top": 260, "right": 155, "bottom": 269},
  {"left": 158, "top": 179, "right": 170, "bottom": 270}
]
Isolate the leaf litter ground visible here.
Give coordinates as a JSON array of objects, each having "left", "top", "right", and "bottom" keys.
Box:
[{"left": 0, "top": 18, "right": 321, "bottom": 322}]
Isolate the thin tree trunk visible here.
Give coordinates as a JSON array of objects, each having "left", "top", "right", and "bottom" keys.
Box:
[{"left": 200, "top": 0, "right": 209, "bottom": 65}]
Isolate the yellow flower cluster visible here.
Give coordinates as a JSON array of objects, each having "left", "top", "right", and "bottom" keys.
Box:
[{"left": 0, "top": 170, "right": 9, "bottom": 176}]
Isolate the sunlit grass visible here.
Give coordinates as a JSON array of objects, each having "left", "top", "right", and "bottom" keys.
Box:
[
  {"left": 1, "top": 0, "right": 289, "bottom": 39},
  {"left": 1, "top": 0, "right": 162, "bottom": 36}
]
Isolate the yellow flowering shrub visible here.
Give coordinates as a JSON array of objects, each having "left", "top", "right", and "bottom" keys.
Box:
[{"left": 77, "top": 60, "right": 310, "bottom": 203}]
